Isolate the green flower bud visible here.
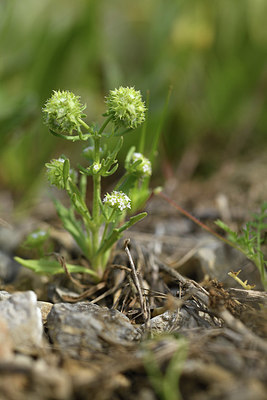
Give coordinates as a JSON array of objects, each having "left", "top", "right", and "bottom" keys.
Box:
[
  {"left": 43, "top": 90, "right": 86, "bottom": 134},
  {"left": 45, "top": 157, "right": 77, "bottom": 189},
  {"left": 23, "top": 230, "right": 49, "bottom": 249},
  {"left": 105, "top": 86, "right": 146, "bottom": 129},
  {"left": 103, "top": 191, "right": 131, "bottom": 212},
  {"left": 130, "top": 152, "right": 152, "bottom": 177},
  {"left": 46, "top": 158, "right": 65, "bottom": 189}
]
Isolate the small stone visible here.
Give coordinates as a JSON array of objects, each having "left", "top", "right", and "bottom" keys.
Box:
[
  {"left": 0, "top": 250, "right": 20, "bottom": 283},
  {"left": 33, "top": 359, "right": 72, "bottom": 400},
  {"left": 0, "top": 318, "right": 14, "bottom": 359},
  {"left": 0, "top": 291, "right": 43, "bottom": 354},
  {"left": 37, "top": 301, "right": 53, "bottom": 324},
  {"left": 47, "top": 302, "right": 140, "bottom": 357}
]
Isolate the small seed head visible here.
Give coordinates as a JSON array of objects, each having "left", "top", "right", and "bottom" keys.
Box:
[
  {"left": 105, "top": 86, "right": 146, "bottom": 129},
  {"left": 43, "top": 90, "right": 86, "bottom": 134}
]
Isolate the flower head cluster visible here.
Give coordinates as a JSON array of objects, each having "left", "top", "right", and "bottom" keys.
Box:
[
  {"left": 130, "top": 152, "right": 152, "bottom": 177},
  {"left": 23, "top": 230, "right": 49, "bottom": 248},
  {"left": 105, "top": 86, "right": 146, "bottom": 129},
  {"left": 103, "top": 191, "right": 131, "bottom": 212},
  {"left": 45, "top": 158, "right": 77, "bottom": 189},
  {"left": 92, "top": 162, "right": 101, "bottom": 173},
  {"left": 43, "top": 90, "right": 86, "bottom": 134}
]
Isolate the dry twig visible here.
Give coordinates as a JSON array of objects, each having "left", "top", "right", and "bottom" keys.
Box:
[{"left": 124, "top": 239, "right": 149, "bottom": 324}]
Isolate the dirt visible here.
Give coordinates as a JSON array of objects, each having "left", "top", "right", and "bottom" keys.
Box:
[{"left": 0, "top": 155, "right": 266, "bottom": 400}]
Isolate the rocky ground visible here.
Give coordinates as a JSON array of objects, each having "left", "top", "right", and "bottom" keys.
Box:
[{"left": 0, "top": 155, "right": 266, "bottom": 400}]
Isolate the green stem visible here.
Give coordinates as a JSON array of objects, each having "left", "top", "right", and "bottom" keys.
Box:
[
  {"left": 139, "top": 90, "right": 150, "bottom": 154},
  {"left": 91, "top": 134, "right": 102, "bottom": 272},
  {"left": 98, "top": 115, "right": 113, "bottom": 136},
  {"left": 78, "top": 118, "right": 91, "bottom": 131},
  {"left": 100, "top": 209, "right": 116, "bottom": 246},
  {"left": 255, "top": 226, "right": 264, "bottom": 280},
  {"left": 114, "top": 171, "right": 130, "bottom": 191},
  {"left": 87, "top": 116, "right": 113, "bottom": 274},
  {"left": 49, "top": 129, "right": 92, "bottom": 142}
]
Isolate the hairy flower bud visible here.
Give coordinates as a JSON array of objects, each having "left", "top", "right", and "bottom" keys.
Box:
[
  {"left": 103, "top": 191, "right": 131, "bottom": 212},
  {"left": 43, "top": 90, "right": 86, "bottom": 134},
  {"left": 105, "top": 86, "right": 146, "bottom": 129}
]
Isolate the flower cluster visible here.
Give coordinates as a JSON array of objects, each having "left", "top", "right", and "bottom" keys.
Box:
[
  {"left": 92, "top": 162, "right": 101, "bottom": 173},
  {"left": 43, "top": 90, "right": 86, "bottom": 134},
  {"left": 103, "top": 191, "right": 131, "bottom": 212},
  {"left": 131, "top": 152, "right": 152, "bottom": 177},
  {"left": 23, "top": 230, "right": 49, "bottom": 248},
  {"left": 45, "top": 158, "right": 77, "bottom": 189},
  {"left": 105, "top": 86, "right": 146, "bottom": 129}
]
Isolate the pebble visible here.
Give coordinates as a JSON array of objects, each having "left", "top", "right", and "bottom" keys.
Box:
[
  {"left": 0, "top": 250, "right": 20, "bottom": 283},
  {"left": 37, "top": 301, "right": 53, "bottom": 324}
]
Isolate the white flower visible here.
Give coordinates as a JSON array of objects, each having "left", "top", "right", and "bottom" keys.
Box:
[
  {"left": 31, "top": 231, "right": 47, "bottom": 239},
  {"left": 93, "top": 162, "right": 101, "bottom": 172},
  {"left": 103, "top": 191, "right": 131, "bottom": 211},
  {"left": 131, "top": 152, "right": 152, "bottom": 177}
]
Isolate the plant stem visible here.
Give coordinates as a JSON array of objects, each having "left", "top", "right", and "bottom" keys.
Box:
[
  {"left": 91, "top": 133, "right": 101, "bottom": 270},
  {"left": 79, "top": 119, "right": 91, "bottom": 131},
  {"left": 101, "top": 209, "right": 116, "bottom": 246},
  {"left": 255, "top": 224, "right": 265, "bottom": 284},
  {"left": 138, "top": 90, "right": 150, "bottom": 154},
  {"left": 98, "top": 115, "right": 113, "bottom": 136}
]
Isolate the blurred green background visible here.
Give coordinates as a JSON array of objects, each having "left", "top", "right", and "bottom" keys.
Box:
[{"left": 1, "top": 0, "right": 267, "bottom": 206}]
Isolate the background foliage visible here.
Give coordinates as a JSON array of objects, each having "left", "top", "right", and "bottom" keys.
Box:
[{"left": 1, "top": 0, "right": 267, "bottom": 202}]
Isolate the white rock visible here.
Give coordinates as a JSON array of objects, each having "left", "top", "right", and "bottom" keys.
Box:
[{"left": 0, "top": 291, "right": 43, "bottom": 354}]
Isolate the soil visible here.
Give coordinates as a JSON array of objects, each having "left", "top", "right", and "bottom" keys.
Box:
[{"left": 0, "top": 155, "right": 266, "bottom": 400}]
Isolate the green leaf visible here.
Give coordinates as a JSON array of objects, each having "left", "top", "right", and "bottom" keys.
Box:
[
  {"left": 125, "top": 146, "right": 136, "bottom": 168},
  {"left": 215, "top": 220, "right": 236, "bottom": 235},
  {"left": 14, "top": 257, "right": 97, "bottom": 277},
  {"left": 117, "top": 212, "right": 147, "bottom": 233},
  {"left": 97, "top": 212, "right": 147, "bottom": 255},
  {"left": 102, "top": 163, "right": 118, "bottom": 176},
  {"left": 54, "top": 200, "right": 91, "bottom": 259},
  {"left": 109, "top": 136, "right": 123, "bottom": 158},
  {"left": 63, "top": 159, "right": 70, "bottom": 188}
]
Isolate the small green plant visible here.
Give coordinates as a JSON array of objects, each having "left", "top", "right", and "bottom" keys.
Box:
[
  {"left": 143, "top": 336, "right": 188, "bottom": 400},
  {"left": 157, "top": 192, "right": 267, "bottom": 290},
  {"left": 216, "top": 202, "right": 267, "bottom": 290},
  {"left": 21, "top": 229, "right": 51, "bottom": 258},
  {"left": 16, "top": 87, "right": 152, "bottom": 280}
]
